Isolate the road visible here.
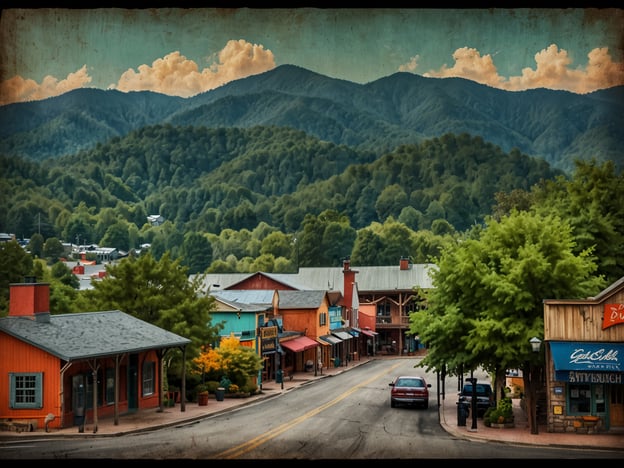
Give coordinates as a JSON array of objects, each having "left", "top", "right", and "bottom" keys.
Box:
[{"left": 1, "top": 359, "right": 621, "bottom": 459}]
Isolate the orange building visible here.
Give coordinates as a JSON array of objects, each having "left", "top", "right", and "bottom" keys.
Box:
[{"left": 0, "top": 279, "right": 190, "bottom": 433}]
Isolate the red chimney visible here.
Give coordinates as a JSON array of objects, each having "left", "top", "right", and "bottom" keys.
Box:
[
  {"left": 9, "top": 278, "right": 51, "bottom": 322},
  {"left": 342, "top": 258, "right": 358, "bottom": 311},
  {"left": 400, "top": 257, "right": 410, "bottom": 270}
]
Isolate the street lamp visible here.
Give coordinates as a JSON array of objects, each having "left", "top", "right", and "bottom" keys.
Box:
[
  {"left": 528, "top": 336, "right": 542, "bottom": 435},
  {"left": 466, "top": 376, "right": 478, "bottom": 432}
]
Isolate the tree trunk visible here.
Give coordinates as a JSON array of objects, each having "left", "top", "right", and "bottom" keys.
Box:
[{"left": 523, "top": 363, "right": 538, "bottom": 434}]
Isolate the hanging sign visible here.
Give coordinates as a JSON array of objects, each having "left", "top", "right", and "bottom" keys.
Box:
[{"left": 603, "top": 303, "right": 624, "bottom": 330}]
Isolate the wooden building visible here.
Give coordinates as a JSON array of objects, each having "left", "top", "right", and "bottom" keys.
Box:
[
  {"left": 0, "top": 279, "right": 190, "bottom": 432},
  {"left": 543, "top": 276, "right": 624, "bottom": 434}
]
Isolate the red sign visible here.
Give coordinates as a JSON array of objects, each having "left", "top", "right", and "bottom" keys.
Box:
[{"left": 602, "top": 303, "right": 624, "bottom": 330}]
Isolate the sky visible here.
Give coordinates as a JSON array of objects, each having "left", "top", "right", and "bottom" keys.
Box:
[{"left": 1, "top": 8, "right": 623, "bottom": 106}]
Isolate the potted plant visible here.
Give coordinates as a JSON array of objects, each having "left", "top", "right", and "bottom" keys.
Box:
[
  {"left": 195, "top": 384, "right": 210, "bottom": 406},
  {"left": 484, "top": 397, "right": 515, "bottom": 428}
]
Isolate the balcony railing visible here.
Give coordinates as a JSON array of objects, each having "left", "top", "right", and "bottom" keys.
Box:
[{"left": 376, "top": 316, "right": 410, "bottom": 326}]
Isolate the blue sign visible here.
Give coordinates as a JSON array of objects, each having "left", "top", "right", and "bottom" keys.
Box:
[{"left": 550, "top": 342, "right": 623, "bottom": 372}]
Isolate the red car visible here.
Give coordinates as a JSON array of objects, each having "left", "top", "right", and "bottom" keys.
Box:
[{"left": 389, "top": 375, "right": 431, "bottom": 409}]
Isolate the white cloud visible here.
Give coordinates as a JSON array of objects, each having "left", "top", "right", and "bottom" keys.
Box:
[
  {"left": 398, "top": 55, "right": 419, "bottom": 73},
  {"left": 0, "top": 65, "right": 91, "bottom": 106},
  {"left": 1, "top": 41, "right": 622, "bottom": 105},
  {"left": 0, "top": 39, "right": 275, "bottom": 105},
  {"left": 410, "top": 44, "right": 624, "bottom": 94},
  {"left": 114, "top": 39, "right": 276, "bottom": 97}
]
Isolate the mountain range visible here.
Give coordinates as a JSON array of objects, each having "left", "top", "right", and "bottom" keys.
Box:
[{"left": 1, "top": 64, "right": 623, "bottom": 175}]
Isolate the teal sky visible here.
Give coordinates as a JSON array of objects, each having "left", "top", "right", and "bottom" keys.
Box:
[{"left": 1, "top": 8, "right": 622, "bottom": 105}]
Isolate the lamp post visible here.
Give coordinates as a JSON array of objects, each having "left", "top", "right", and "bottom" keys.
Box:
[
  {"left": 466, "top": 376, "right": 478, "bottom": 431},
  {"left": 527, "top": 336, "right": 542, "bottom": 435}
]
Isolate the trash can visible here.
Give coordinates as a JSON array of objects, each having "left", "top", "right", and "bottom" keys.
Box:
[
  {"left": 457, "top": 401, "right": 469, "bottom": 426},
  {"left": 215, "top": 387, "right": 225, "bottom": 402}
]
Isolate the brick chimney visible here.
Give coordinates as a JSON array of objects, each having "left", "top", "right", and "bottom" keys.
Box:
[
  {"left": 400, "top": 257, "right": 410, "bottom": 270},
  {"left": 9, "top": 277, "right": 51, "bottom": 323},
  {"left": 342, "top": 257, "right": 358, "bottom": 311}
]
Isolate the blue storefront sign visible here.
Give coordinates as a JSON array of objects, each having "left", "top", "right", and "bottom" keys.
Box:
[{"left": 551, "top": 341, "right": 624, "bottom": 382}]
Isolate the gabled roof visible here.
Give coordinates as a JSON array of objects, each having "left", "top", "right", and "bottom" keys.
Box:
[
  {"left": 0, "top": 311, "right": 191, "bottom": 361},
  {"left": 194, "top": 263, "right": 436, "bottom": 295}
]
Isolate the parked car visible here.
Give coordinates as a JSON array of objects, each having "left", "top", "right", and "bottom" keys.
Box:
[
  {"left": 389, "top": 375, "right": 431, "bottom": 409},
  {"left": 458, "top": 381, "right": 495, "bottom": 417}
]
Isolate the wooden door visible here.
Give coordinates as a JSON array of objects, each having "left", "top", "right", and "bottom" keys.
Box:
[{"left": 610, "top": 385, "right": 624, "bottom": 428}]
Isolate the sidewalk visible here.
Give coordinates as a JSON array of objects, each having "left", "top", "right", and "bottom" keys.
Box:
[{"left": 1, "top": 356, "right": 622, "bottom": 452}]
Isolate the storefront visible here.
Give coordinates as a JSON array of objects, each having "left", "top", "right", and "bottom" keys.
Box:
[
  {"left": 548, "top": 341, "right": 623, "bottom": 432},
  {"left": 543, "top": 278, "right": 624, "bottom": 434}
]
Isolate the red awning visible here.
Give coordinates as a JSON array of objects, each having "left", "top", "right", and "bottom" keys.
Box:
[
  {"left": 360, "top": 329, "right": 378, "bottom": 338},
  {"left": 280, "top": 336, "right": 320, "bottom": 353}
]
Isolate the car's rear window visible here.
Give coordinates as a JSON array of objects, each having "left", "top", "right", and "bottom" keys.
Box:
[
  {"left": 463, "top": 384, "right": 491, "bottom": 395},
  {"left": 397, "top": 378, "right": 424, "bottom": 387}
]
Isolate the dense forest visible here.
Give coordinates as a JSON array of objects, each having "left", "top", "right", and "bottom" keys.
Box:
[
  {"left": 2, "top": 127, "right": 561, "bottom": 257},
  {"left": 1, "top": 128, "right": 623, "bottom": 319},
  {"left": 2, "top": 65, "right": 622, "bottom": 174}
]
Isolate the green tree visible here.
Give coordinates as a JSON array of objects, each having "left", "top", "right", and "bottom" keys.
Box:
[
  {"left": 28, "top": 233, "right": 44, "bottom": 258},
  {"left": 375, "top": 184, "right": 408, "bottom": 221},
  {"left": 351, "top": 227, "right": 384, "bottom": 265},
  {"left": 532, "top": 159, "right": 624, "bottom": 284},
  {"left": 0, "top": 240, "right": 34, "bottom": 315},
  {"left": 50, "top": 260, "right": 79, "bottom": 289},
  {"left": 100, "top": 220, "right": 130, "bottom": 251},
  {"left": 298, "top": 210, "right": 355, "bottom": 267},
  {"left": 411, "top": 209, "right": 605, "bottom": 422},
  {"left": 376, "top": 217, "right": 414, "bottom": 264},
  {"left": 180, "top": 232, "right": 213, "bottom": 274},
  {"left": 84, "top": 251, "right": 224, "bottom": 368},
  {"left": 42, "top": 237, "right": 65, "bottom": 263}
]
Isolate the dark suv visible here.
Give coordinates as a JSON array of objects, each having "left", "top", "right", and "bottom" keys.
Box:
[{"left": 458, "top": 382, "right": 495, "bottom": 417}]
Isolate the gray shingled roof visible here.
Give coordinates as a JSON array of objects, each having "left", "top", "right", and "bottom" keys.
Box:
[
  {"left": 0, "top": 311, "right": 191, "bottom": 361},
  {"left": 210, "top": 290, "right": 328, "bottom": 310},
  {"left": 278, "top": 290, "right": 327, "bottom": 309}
]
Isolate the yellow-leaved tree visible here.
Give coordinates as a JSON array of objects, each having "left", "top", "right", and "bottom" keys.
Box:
[{"left": 192, "top": 333, "right": 263, "bottom": 393}]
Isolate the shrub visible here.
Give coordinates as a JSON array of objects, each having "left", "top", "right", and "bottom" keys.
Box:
[
  {"left": 205, "top": 381, "right": 221, "bottom": 393},
  {"left": 194, "top": 383, "right": 210, "bottom": 396},
  {"left": 484, "top": 397, "right": 514, "bottom": 425}
]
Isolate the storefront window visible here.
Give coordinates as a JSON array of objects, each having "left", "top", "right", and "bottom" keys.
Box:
[{"left": 568, "top": 384, "right": 591, "bottom": 414}]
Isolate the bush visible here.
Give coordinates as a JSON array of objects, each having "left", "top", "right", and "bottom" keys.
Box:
[
  {"left": 484, "top": 397, "right": 514, "bottom": 425},
  {"left": 205, "top": 381, "right": 221, "bottom": 393},
  {"left": 194, "top": 383, "right": 210, "bottom": 397}
]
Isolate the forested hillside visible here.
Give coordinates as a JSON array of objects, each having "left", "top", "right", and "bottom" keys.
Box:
[
  {"left": 1, "top": 65, "right": 622, "bottom": 174},
  {"left": 1, "top": 126, "right": 561, "bottom": 244}
]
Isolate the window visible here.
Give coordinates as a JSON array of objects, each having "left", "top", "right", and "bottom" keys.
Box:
[
  {"left": 10, "top": 373, "right": 43, "bottom": 409},
  {"left": 568, "top": 384, "right": 591, "bottom": 414},
  {"left": 142, "top": 361, "right": 156, "bottom": 396},
  {"left": 319, "top": 312, "right": 327, "bottom": 326}
]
